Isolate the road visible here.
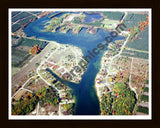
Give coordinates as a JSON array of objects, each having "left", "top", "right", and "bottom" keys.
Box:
[
  {"left": 11, "top": 75, "right": 35, "bottom": 99},
  {"left": 104, "top": 32, "right": 130, "bottom": 92},
  {"left": 12, "top": 39, "right": 76, "bottom": 115},
  {"left": 129, "top": 57, "right": 138, "bottom": 99},
  {"left": 12, "top": 41, "right": 63, "bottom": 115},
  {"left": 95, "top": 32, "right": 130, "bottom": 100},
  {"left": 35, "top": 42, "right": 69, "bottom": 115},
  {"left": 121, "top": 11, "right": 128, "bottom": 23}
]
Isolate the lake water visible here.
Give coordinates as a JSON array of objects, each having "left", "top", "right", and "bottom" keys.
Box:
[
  {"left": 83, "top": 12, "right": 103, "bottom": 23},
  {"left": 23, "top": 12, "right": 125, "bottom": 115}
]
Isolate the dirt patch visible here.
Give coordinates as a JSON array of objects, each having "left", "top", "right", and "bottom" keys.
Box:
[
  {"left": 12, "top": 43, "right": 54, "bottom": 95},
  {"left": 13, "top": 89, "right": 26, "bottom": 101},
  {"left": 24, "top": 78, "right": 47, "bottom": 93},
  {"left": 38, "top": 104, "right": 59, "bottom": 115}
]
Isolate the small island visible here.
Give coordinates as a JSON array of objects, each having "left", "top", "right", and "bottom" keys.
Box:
[{"left": 45, "top": 11, "right": 123, "bottom": 34}]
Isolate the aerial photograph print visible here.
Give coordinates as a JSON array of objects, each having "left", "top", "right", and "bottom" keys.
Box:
[{"left": 9, "top": 8, "right": 151, "bottom": 120}]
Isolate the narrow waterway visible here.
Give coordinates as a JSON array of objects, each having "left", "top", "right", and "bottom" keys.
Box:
[{"left": 23, "top": 12, "right": 125, "bottom": 115}]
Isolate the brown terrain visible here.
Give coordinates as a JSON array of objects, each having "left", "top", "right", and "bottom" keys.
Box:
[{"left": 12, "top": 42, "right": 54, "bottom": 96}]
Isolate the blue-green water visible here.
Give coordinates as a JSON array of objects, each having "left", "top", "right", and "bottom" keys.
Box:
[{"left": 23, "top": 12, "right": 125, "bottom": 115}]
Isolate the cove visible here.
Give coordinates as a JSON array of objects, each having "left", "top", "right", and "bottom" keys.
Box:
[
  {"left": 83, "top": 12, "right": 103, "bottom": 23},
  {"left": 23, "top": 12, "right": 125, "bottom": 115}
]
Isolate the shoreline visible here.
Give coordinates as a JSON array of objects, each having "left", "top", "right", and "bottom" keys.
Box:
[
  {"left": 11, "top": 34, "right": 85, "bottom": 85},
  {"left": 94, "top": 33, "right": 130, "bottom": 114},
  {"left": 94, "top": 49, "right": 108, "bottom": 101},
  {"left": 36, "top": 38, "right": 86, "bottom": 84}
]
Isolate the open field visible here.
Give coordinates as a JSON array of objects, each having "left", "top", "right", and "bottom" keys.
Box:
[
  {"left": 125, "top": 27, "right": 149, "bottom": 51},
  {"left": 12, "top": 36, "right": 48, "bottom": 68},
  {"left": 101, "top": 11, "right": 125, "bottom": 20},
  {"left": 101, "top": 19, "right": 119, "bottom": 29},
  {"left": 123, "top": 13, "right": 147, "bottom": 30},
  {"left": 121, "top": 49, "right": 148, "bottom": 59},
  {"left": 11, "top": 11, "right": 39, "bottom": 32},
  {"left": 23, "top": 77, "right": 47, "bottom": 93},
  {"left": 12, "top": 42, "right": 53, "bottom": 95}
]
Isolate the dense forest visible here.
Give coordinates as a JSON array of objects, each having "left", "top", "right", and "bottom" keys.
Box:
[
  {"left": 12, "top": 92, "right": 38, "bottom": 115},
  {"left": 12, "top": 86, "right": 59, "bottom": 115},
  {"left": 35, "top": 86, "right": 59, "bottom": 107},
  {"left": 100, "top": 82, "right": 136, "bottom": 115}
]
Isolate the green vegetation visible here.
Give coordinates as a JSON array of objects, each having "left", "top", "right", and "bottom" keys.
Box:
[
  {"left": 107, "top": 40, "right": 124, "bottom": 56},
  {"left": 145, "top": 79, "right": 149, "bottom": 84},
  {"left": 137, "top": 106, "right": 148, "bottom": 114},
  {"left": 12, "top": 92, "right": 38, "bottom": 115},
  {"left": 46, "top": 17, "right": 62, "bottom": 31},
  {"left": 72, "top": 12, "right": 121, "bottom": 29},
  {"left": 100, "top": 82, "right": 136, "bottom": 115},
  {"left": 129, "top": 26, "right": 139, "bottom": 39},
  {"left": 11, "top": 11, "right": 37, "bottom": 33},
  {"left": 54, "top": 81, "right": 66, "bottom": 90},
  {"left": 100, "top": 92, "right": 112, "bottom": 115},
  {"left": 123, "top": 13, "right": 147, "bottom": 30},
  {"left": 29, "top": 11, "right": 42, "bottom": 14},
  {"left": 12, "top": 24, "right": 21, "bottom": 33},
  {"left": 12, "top": 11, "right": 21, "bottom": 17},
  {"left": 65, "top": 90, "right": 73, "bottom": 99},
  {"left": 12, "top": 37, "right": 48, "bottom": 49},
  {"left": 123, "top": 14, "right": 149, "bottom": 52},
  {"left": 72, "top": 17, "right": 81, "bottom": 24},
  {"left": 35, "top": 86, "right": 59, "bottom": 107},
  {"left": 101, "top": 11, "right": 124, "bottom": 20},
  {"left": 101, "top": 19, "right": 119, "bottom": 29},
  {"left": 12, "top": 12, "right": 32, "bottom": 22},
  {"left": 73, "top": 14, "right": 104, "bottom": 27},
  {"left": 12, "top": 67, "right": 20, "bottom": 76},
  {"left": 17, "top": 16, "right": 37, "bottom": 26},
  {"left": 59, "top": 26, "right": 70, "bottom": 33},
  {"left": 12, "top": 35, "right": 19, "bottom": 39},
  {"left": 48, "top": 12, "right": 63, "bottom": 18},
  {"left": 85, "top": 20, "right": 103, "bottom": 27},
  {"left": 121, "top": 49, "right": 148, "bottom": 59},
  {"left": 72, "top": 14, "right": 86, "bottom": 24},
  {"left": 143, "top": 87, "right": 149, "bottom": 92},
  {"left": 12, "top": 37, "right": 48, "bottom": 67},
  {"left": 126, "top": 27, "right": 149, "bottom": 51},
  {"left": 46, "top": 13, "right": 70, "bottom": 32},
  {"left": 12, "top": 48, "right": 31, "bottom": 67},
  {"left": 12, "top": 86, "right": 60, "bottom": 115},
  {"left": 72, "top": 26, "right": 82, "bottom": 34},
  {"left": 112, "top": 82, "right": 136, "bottom": 115},
  {"left": 62, "top": 103, "right": 75, "bottom": 115},
  {"left": 140, "top": 95, "right": 149, "bottom": 102}
]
